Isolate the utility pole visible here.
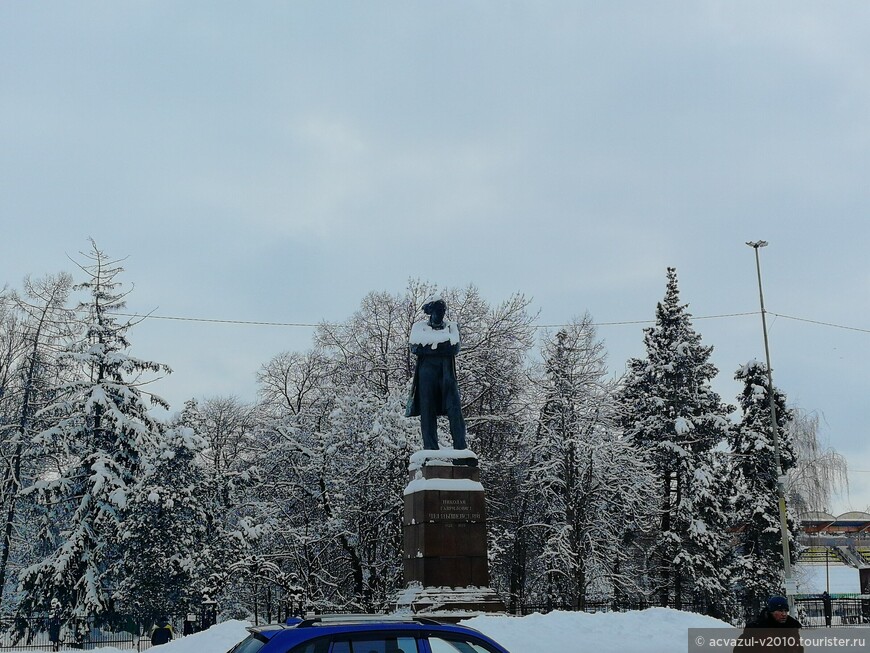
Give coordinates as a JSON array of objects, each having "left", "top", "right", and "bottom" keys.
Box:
[{"left": 746, "top": 240, "right": 796, "bottom": 610}]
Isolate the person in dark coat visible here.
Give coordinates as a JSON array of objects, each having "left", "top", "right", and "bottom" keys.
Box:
[
  {"left": 150, "top": 616, "right": 173, "bottom": 646},
  {"left": 821, "top": 590, "right": 832, "bottom": 627},
  {"left": 406, "top": 297, "right": 467, "bottom": 452},
  {"left": 734, "top": 596, "right": 803, "bottom": 653},
  {"left": 47, "top": 598, "right": 62, "bottom": 652}
]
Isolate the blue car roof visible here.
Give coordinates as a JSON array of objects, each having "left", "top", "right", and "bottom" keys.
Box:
[{"left": 248, "top": 615, "right": 508, "bottom": 651}]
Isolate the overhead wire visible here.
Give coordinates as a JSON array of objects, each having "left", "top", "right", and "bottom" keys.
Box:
[
  {"left": 110, "top": 312, "right": 319, "bottom": 328},
  {"left": 537, "top": 311, "right": 761, "bottom": 328},
  {"left": 768, "top": 312, "right": 870, "bottom": 335},
  {"left": 104, "top": 309, "right": 870, "bottom": 336}
]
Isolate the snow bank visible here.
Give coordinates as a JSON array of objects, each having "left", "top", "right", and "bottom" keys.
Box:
[
  {"left": 154, "top": 620, "right": 251, "bottom": 652},
  {"left": 463, "top": 608, "right": 731, "bottom": 653}
]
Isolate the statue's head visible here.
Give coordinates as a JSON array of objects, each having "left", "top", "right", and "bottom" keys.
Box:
[{"left": 422, "top": 297, "right": 447, "bottom": 324}]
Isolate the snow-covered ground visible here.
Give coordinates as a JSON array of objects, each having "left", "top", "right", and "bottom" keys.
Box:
[
  {"left": 464, "top": 608, "right": 730, "bottom": 653},
  {"left": 14, "top": 609, "right": 731, "bottom": 653}
]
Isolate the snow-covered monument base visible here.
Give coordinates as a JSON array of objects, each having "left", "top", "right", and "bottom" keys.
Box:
[{"left": 394, "top": 450, "right": 505, "bottom": 614}]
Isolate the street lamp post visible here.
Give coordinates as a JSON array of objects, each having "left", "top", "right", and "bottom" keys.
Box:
[
  {"left": 746, "top": 240, "right": 795, "bottom": 610},
  {"left": 826, "top": 546, "right": 830, "bottom": 594}
]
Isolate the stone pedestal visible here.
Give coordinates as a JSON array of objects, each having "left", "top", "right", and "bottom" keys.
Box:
[{"left": 397, "top": 450, "right": 505, "bottom": 614}]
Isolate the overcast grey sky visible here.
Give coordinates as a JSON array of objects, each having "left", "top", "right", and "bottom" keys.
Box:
[{"left": 2, "top": 2, "right": 868, "bottom": 513}]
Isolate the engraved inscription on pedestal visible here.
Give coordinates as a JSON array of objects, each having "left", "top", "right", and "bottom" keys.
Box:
[{"left": 428, "top": 495, "right": 482, "bottom": 521}]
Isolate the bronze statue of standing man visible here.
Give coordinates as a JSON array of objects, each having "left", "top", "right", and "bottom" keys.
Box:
[{"left": 406, "top": 296, "right": 468, "bottom": 451}]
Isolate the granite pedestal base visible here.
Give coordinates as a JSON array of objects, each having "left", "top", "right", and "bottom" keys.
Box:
[{"left": 396, "top": 451, "right": 505, "bottom": 614}]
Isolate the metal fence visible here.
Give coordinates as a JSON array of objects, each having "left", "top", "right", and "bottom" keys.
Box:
[
  {"left": 0, "top": 616, "right": 164, "bottom": 651},
  {"left": 794, "top": 596, "right": 870, "bottom": 628}
]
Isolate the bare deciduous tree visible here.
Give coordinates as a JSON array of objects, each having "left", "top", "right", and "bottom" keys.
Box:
[
  {"left": 786, "top": 409, "right": 849, "bottom": 515},
  {"left": 0, "top": 273, "right": 74, "bottom": 603}
]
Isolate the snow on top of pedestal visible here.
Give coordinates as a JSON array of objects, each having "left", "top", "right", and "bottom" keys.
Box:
[
  {"left": 404, "top": 477, "right": 484, "bottom": 495},
  {"left": 394, "top": 581, "right": 425, "bottom": 605},
  {"left": 409, "top": 449, "right": 477, "bottom": 470},
  {"left": 394, "top": 582, "right": 502, "bottom": 612}
]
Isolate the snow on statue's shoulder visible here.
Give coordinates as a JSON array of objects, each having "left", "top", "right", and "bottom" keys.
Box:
[{"left": 409, "top": 320, "right": 460, "bottom": 348}]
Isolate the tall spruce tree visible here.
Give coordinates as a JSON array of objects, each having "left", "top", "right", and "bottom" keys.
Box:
[
  {"left": 729, "top": 359, "right": 798, "bottom": 617},
  {"left": 16, "top": 242, "right": 170, "bottom": 624},
  {"left": 114, "top": 425, "right": 209, "bottom": 619},
  {"left": 618, "top": 268, "right": 734, "bottom": 617}
]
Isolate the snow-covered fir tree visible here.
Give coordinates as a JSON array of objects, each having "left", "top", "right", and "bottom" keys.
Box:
[
  {"left": 528, "top": 316, "right": 656, "bottom": 609},
  {"left": 114, "top": 425, "right": 210, "bottom": 619},
  {"left": 729, "top": 359, "right": 798, "bottom": 617},
  {"left": 618, "top": 268, "right": 734, "bottom": 618},
  {"left": 15, "top": 242, "right": 170, "bottom": 624}
]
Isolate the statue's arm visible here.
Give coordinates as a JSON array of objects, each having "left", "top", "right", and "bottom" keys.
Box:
[{"left": 433, "top": 340, "right": 460, "bottom": 356}]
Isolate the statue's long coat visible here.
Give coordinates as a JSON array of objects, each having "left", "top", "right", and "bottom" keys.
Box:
[{"left": 405, "top": 338, "right": 461, "bottom": 418}]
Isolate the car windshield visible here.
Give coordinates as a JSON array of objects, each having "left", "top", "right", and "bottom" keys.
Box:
[
  {"left": 428, "top": 636, "right": 505, "bottom": 653},
  {"left": 227, "top": 633, "right": 268, "bottom": 653}
]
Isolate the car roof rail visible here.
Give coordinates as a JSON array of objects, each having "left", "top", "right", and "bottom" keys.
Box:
[{"left": 296, "top": 614, "right": 442, "bottom": 627}]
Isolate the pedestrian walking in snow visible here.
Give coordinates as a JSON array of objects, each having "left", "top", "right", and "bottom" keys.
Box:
[
  {"left": 150, "top": 616, "right": 173, "bottom": 646},
  {"left": 821, "top": 591, "right": 832, "bottom": 627}
]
